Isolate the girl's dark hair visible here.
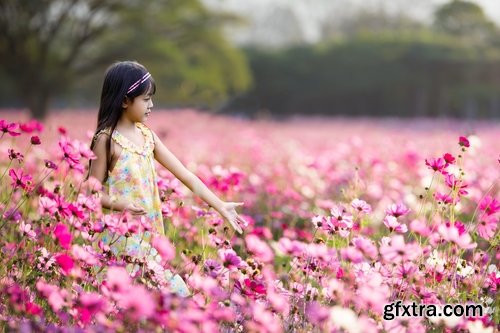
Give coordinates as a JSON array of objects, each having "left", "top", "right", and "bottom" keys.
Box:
[{"left": 88, "top": 61, "right": 156, "bottom": 180}]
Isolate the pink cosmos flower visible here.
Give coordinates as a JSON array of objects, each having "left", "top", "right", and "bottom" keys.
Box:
[
  {"left": 118, "top": 285, "right": 155, "bottom": 320},
  {"left": 477, "top": 215, "right": 497, "bottom": 240},
  {"left": 479, "top": 196, "right": 500, "bottom": 216},
  {"left": 425, "top": 157, "right": 447, "bottom": 173},
  {"left": 235, "top": 278, "right": 267, "bottom": 300},
  {"left": 385, "top": 203, "right": 410, "bottom": 218},
  {"left": 218, "top": 248, "right": 242, "bottom": 270},
  {"left": 36, "top": 280, "right": 67, "bottom": 312},
  {"left": 54, "top": 223, "right": 72, "bottom": 250},
  {"left": 305, "top": 301, "right": 330, "bottom": 326},
  {"left": 55, "top": 253, "right": 74, "bottom": 274},
  {"left": 19, "top": 221, "right": 36, "bottom": 240},
  {"left": 351, "top": 198, "right": 372, "bottom": 214},
  {"left": 152, "top": 234, "right": 176, "bottom": 263},
  {"left": 8, "top": 149, "right": 23, "bottom": 163},
  {"left": 458, "top": 136, "right": 470, "bottom": 147},
  {"left": 379, "top": 235, "right": 421, "bottom": 263},
  {"left": 204, "top": 259, "right": 222, "bottom": 278},
  {"left": 330, "top": 206, "right": 354, "bottom": 227},
  {"left": 410, "top": 219, "right": 431, "bottom": 237},
  {"left": 437, "top": 223, "right": 476, "bottom": 249},
  {"left": 8, "top": 168, "right": 33, "bottom": 191},
  {"left": 77, "top": 292, "right": 107, "bottom": 324},
  {"left": 383, "top": 215, "right": 408, "bottom": 233},
  {"left": 106, "top": 267, "right": 131, "bottom": 294},
  {"left": 19, "top": 119, "right": 44, "bottom": 133},
  {"left": 434, "top": 192, "right": 454, "bottom": 205},
  {"left": 352, "top": 236, "right": 378, "bottom": 260},
  {"left": 245, "top": 234, "right": 274, "bottom": 263},
  {"left": 39, "top": 196, "right": 57, "bottom": 215},
  {"left": 0, "top": 120, "right": 21, "bottom": 136},
  {"left": 445, "top": 174, "right": 468, "bottom": 196}
]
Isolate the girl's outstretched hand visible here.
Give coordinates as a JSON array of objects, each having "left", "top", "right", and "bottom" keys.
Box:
[{"left": 218, "top": 202, "right": 246, "bottom": 234}]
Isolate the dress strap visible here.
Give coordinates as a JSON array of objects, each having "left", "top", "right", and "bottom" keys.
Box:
[{"left": 111, "top": 123, "right": 154, "bottom": 156}]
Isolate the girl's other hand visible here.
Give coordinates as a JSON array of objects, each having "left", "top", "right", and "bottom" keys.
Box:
[
  {"left": 124, "top": 202, "right": 147, "bottom": 216},
  {"left": 219, "top": 202, "right": 246, "bottom": 234}
]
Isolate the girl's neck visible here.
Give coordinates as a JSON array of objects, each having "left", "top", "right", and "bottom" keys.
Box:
[{"left": 116, "top": 116, "right": 137, "bottom": 131}]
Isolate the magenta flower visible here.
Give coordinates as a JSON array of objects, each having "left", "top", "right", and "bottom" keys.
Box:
[
  {"left": 0, "top": 120, "right": 21, "bottom": 136},
  {"left": 383, "top": 216, "right": 408, "bottom": 233},
  {"left": 77, "top": 292, "right": 107, "bottom": 324},
  {"left": 479, "top": 196, "right": 500, "bottom": 216},
  {"left": 218, "top": 248, "right": 242, "bottom": 270},
  {"left": 44, "top": 159, "right": 58, "bottom": 170},
  {"left": 55, "top": 253, "right": 74, "bottom": 274},
  {"left": 434, "top": 192, "right": 454, "bottom": 205},
  {"left": 425, "top": 157, "right": 447, "bottom": 173},
  {"left": 8, "top": 149, "right": 23, "bottom": 163},
  {"left": 235, "top": 278, "right": 267, "bottom": 300},
  {"left": 442, "top": 153, "right": 456, "bottom": 164},
  {"left": 204, "top": 259, "right": 222, "bottom": 278},
  {"left": 445, "top": 174, "right": 468, "bottom": 196},
  {"left": 19, "top": 119, "right": 44, "bottom": 133},
  {"left": 8, "top": 168, "right": 33, "bottom": 191},
  {"left": 30, "top": 135, "right": 41, "bottom": 145},
  {"left": 458, "top": 136, "right": 470, "bottom": 147},
  {"left": 54, "top": 223, "right": 72, "bottom": 250},
  {"left": 385, "top": 203, "right": 410, "bottom": 218}
]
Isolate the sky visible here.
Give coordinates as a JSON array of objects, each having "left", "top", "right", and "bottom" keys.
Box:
[{"left": 203, "top": 0, "right": 500, "bottom": 46}]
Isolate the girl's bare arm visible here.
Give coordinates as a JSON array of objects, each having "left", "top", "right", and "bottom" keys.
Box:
[{"left": 152, "top": 131, "right": 244, "bottom": 233}]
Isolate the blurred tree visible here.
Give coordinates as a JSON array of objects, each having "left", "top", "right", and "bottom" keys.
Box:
[
  {"left": 0, "top": 0, "right": 251, "bottom": 119},
  {"left": 433, "top": 0, "right": 498, "bottom": 46}
]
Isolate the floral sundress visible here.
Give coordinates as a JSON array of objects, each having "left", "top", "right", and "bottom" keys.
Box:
[{"left": 100, "top": 122, "right": 189, "bottom": 297}]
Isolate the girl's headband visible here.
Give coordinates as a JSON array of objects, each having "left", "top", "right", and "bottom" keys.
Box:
[{"left": 127, "top": 72, "right": 151, "bottom": 94}]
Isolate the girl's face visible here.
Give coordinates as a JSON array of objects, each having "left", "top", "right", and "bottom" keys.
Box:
[{"left": 123, "top": 92, "right": 154, "bottom": 123}]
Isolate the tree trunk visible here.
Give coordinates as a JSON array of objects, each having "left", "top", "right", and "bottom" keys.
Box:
[{"left": 26, "top": 89, "right": 51, "bottom": 120}]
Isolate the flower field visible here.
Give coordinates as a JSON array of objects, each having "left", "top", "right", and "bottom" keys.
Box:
[{"left": 0, "top": 109, "right": 498, "bottom": 332}]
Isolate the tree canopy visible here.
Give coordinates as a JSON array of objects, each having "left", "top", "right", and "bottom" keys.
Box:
[{"left": 0, "top": 0, "right": 251, "bottom": 118}]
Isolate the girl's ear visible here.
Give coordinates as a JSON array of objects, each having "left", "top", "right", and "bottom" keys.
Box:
[{"left": 122, "top": 96, "right": 131, "bottom": 109}]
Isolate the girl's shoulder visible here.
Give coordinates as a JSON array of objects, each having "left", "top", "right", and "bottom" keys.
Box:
[
  {"left": 91, "top": 127, "right": 112, "bottom": 145},
  {"left": 136, "top": 122, "right": 156, "bottom": 141}
]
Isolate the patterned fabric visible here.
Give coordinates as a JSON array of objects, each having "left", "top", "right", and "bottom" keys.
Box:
[{"left": 100, "top": 122, "right": 190, "bottom": 297}]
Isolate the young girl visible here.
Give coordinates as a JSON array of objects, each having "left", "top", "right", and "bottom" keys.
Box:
[{"left": 87, "top": 61, "right": 245, "bottom": 296}]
